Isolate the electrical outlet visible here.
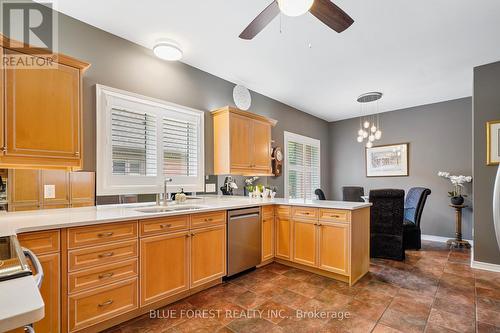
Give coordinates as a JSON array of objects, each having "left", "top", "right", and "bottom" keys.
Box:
[
  {"left": 44, "top": 185, "right": 56, "bottom": 199},
  {"left": 205, "top": 183, "right": 216, "bottom": 193}
]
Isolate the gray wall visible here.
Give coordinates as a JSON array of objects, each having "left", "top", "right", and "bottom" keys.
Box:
[
  {"left": 51, "top": 11, "right": 330, "bottom": 198},
  {"left": 329, "top": 98, "right": 473, "bottom": 239},
  {"left": 473, "top": 61, "right": 500, "bottom": 265}
]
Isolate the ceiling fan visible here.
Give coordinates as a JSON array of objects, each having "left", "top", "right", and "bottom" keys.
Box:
[{"left": 239, "top": 0, "right": 354, "bottom": 40}]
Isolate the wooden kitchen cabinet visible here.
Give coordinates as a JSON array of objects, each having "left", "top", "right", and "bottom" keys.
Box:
[
  {"left": 19, "top": 230, "right": 61, "bottom": 333},
  {"left": 292, "top": 219, "right": 317, "bottom": 267},
  {"left": 212, "top": 106, "right": 276, "bottom": 175},
  {"left": 70, "top": 171, "right": 95, "bottom": 207},
  {"left": 275, "top": 216, "right": 291, "bottom": 260},
  {"left": 190, "top": 225, "right": 226, "bottom": 288},
  {"left": 140, "top": 232, "right": 189, "bottom": 306},
  {"left": 0, "top": 39, "right": 90, "bottom": 170},
  {"left": 8, "top": 169, "right": 40, "bottom": 211},
  {"left": 318, "top": 222, "right": 350, "bottom": 275},
  {"left": 261, "top": 214, "right": 274, "bottom": 262}
]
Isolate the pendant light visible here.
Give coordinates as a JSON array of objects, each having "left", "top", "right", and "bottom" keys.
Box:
[{"left": 356, "top": 92, "right": 383, "bottom": 145}]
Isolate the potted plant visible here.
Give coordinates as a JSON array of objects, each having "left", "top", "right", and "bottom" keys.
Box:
[{"left": 438, "top": 171, "right": 472, "bottom": 205}]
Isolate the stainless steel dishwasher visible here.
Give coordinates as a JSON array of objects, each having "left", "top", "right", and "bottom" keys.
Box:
[{"left": 227, "top": 207, "right": 261, "bottom": 277}]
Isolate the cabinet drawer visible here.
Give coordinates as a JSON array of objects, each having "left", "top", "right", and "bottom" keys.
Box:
[
  {"left": 262, "top": 205, "right": 274, "bottom": 218},
  {"left": 18, "top": 230, "right": 60, "bottom": 255},
  {"left": 275, "top": 205, "right": 290, "bottom": 218},
  {"left": 191, "top": 211, "right": 226, "bottom": 229},
  {"left": 140, "top": 215, "right": 189, "bottom": 237},
  {"left": 319, "top": 209, "right": 350, "bottom": 222},
  {"left": 68, "top": 240, "right": 138, "bottom": 272},
  {"left": 68, "top": 258, "right": 138, "bottom": 294},
  {"left": 67, "top": 221, "right": 138, "bottom": 249},
  {"left": 68, "top": 278, "right": 138, "bottom": 332},
  {"left": 292, "top": 207, "right": 319, "bottom": 220}
]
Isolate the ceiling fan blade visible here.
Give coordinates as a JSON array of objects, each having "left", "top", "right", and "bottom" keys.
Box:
[
  {"left": 309, "top": 0, "right": 354, "bottom": 33},
  {"left": 239, "top": 1, "right": 280, "bottom": 40}
]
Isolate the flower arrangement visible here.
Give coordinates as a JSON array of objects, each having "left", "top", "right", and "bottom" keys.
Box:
[{"left": 438, "top": 171, "right": 472, "bottom": 205}]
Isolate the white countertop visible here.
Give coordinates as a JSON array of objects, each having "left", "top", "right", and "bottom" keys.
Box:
[
  {"left": 0, "top": 276, "right": 44, "bottom": 332},
  {"left": 0, "top": 196, "right": 371, "bottom": 237}
]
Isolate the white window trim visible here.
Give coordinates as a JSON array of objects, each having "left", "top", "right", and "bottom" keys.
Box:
[
  {"left": 283, "top": 131, "right": 321, "bottom": 199},
  {"left": 96, "top": 84, "right": 205, "bottom": 195}
]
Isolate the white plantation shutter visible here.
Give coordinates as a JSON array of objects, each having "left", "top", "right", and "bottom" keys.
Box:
[
  {"left": 163, "top": 117, "right": 199, "bottom": 177},
  {"left": 111, "top": 108, "right": 157, "bottom": 176},
  {"left": 96, "top": 85, "right": 204, "bottom": 195},
  {"left": 285, "top": 132, "right": 320, "bottom": 199}
]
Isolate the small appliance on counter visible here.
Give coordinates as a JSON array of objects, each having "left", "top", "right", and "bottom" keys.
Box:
[
  {"left": 0, "top": 236, "right": 36, "bottom": 282},
  {"left": 220, "top": 176, "right": 238, "bottom": 195}
]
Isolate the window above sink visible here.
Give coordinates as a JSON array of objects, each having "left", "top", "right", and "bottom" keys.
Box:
[{"left": 96, "top": 85, "right": 205, "bottom": 196}]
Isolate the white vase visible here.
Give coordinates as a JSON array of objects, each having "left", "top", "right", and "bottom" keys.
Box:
[{"left": 494, "top": 165, "right": 500, "bottom": 251}]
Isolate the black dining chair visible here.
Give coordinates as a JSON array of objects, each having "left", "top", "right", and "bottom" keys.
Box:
[
  {"left": 369, "top": 189, "right": 405, "bottom": 261},
  {"left": 342, "top": 186, "right": 365, "bottom": 202},
  {"left": 314, "top": 189, "right": 326, "bottom": 200},
  {"left": 403, "top": 187, "right": 431, "bottom": 250}
]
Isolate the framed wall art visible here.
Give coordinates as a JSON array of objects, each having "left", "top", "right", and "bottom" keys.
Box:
[
  {"left": 366, "top": 143, "right": 409, "bottom": 177},
  {"left": 487, "top": 120, "right": 500, "bottom": 165}
]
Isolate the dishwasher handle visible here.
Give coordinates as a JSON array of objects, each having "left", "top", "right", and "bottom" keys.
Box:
[
  {"left": 23, "top": 248, "right": 44, "bottom": 290},
  {"left": 229, "top": 213, "right": 260, "bottom": 221}
]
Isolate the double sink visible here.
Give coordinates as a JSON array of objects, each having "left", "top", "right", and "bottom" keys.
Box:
[{"left": 134, "top": 205, "right": 208, "bottom": 214}]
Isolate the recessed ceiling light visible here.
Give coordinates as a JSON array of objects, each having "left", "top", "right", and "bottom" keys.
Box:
[{"left": 153, "top": 40, "right": 183, "bottom": 61}]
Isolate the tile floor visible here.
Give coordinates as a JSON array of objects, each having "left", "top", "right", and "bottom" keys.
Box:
[{"left": 106, "top": 241, "right": 500, "bottom": 333}]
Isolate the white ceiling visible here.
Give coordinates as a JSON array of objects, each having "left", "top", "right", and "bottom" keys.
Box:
[{"left": 55, "top": 0, "right": 500, "bottom": 121}]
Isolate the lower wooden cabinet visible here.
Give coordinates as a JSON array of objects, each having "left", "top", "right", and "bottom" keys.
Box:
[
  {"left": 275, "top": 216, "right": 291, "bottom": 260},
  {"left": 34, "top": 253, "right": 61, "bottom": 333},
  {"left": 318, "top": 222, "right": 350, "bottom": 275},
  {"left": 68, "top": 278, "right": 138, "bottom": 332},
  {"left": 261, "top": 215, "right": 274, "bottom": 262},
  {"left": 140, "top": 231, "right": 189, "bottom": 306},
  {"left": 292, "top": 219, "right": 317, "bottom": 267},
  {"left": 190, "top": 225, "right": 226, "bottom": 288}
]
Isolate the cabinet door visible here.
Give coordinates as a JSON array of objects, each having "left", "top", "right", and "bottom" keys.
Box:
[
  {"left": 8, "top": 169, "right": 40, "bottom": 207},
  {"left": 4, "top": 49, "right": 80, "bottom": 161},
  {"left": 28, "top": 253, "right": 60, "bottom": 333},
  {"left": 262, "top": 215, "right": 274, "bottom": 262},
  {"left": 293, "top": 219, "right": 317, "bottom": 267},
  {"left": 275, "top": 216, "right": 291, "bottom": 260},
  {"left": 252, "top": 119, "right": 271, "bottom": 173},
  {"left": 41, "top": 170, "right": 69, "bottom": 207},
  {"left": 318, "top": 222, "right": 350, "bottom": 275},
  {"left": 140, "top": 232, "right": 189, "bottom": 306},
  {"left": 229, "top": 113, "right": 252, "bottom": 171},
  {"left": 70, "top": 171, "right": 95, "bottom": 206},
  {"left": 190, "top": 225, "right": 226, "bottom": 288}
]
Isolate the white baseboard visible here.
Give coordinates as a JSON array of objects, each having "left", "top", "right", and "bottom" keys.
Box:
[
  {"left": 421, "top": 234, "right": 473, "bottom": 245},
  {"left": 471, "top": 260, "right": 500, "bottom": 272},
  {"left": 470, "top": 246, "right": 500, "bottom": 273}
]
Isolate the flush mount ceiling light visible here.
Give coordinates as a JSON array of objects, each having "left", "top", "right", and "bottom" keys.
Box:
[
  {"left": 153, "top": 40, "right": 183, "bottom": 61},
  {"left": 278, "top": 0, "right": 314, "bottom": 16}
]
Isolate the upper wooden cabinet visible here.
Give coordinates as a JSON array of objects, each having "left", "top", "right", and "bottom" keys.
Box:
[
  {"left": 212, "top": 106, "right": 276, "bottom": 175},
  {"left": 0, "top": 39, "right": 90, "bottom": 170}
]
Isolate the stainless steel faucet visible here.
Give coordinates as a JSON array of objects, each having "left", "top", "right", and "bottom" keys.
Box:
[{"left": 156, "top": 177, "right": 173, "bottom": 206}]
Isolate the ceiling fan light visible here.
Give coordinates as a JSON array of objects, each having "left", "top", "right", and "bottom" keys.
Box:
[
  {"left": 153, "top": 40, "right": 183, "bottom": 61},
  {"left": 278, "top": 0, "right": 314, "bottom": 17}
]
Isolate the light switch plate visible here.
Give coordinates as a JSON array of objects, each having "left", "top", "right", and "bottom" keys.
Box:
[
  {"left": 44, "top": 185, "right": 56, "bottom": 199},
  {"left": 205, "top": 183, "right": 216, "bottom": 193}
]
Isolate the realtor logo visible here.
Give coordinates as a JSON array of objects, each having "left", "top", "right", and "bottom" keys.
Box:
[{"left": 1, "top": 0, "right": 58, "bottom": 68}]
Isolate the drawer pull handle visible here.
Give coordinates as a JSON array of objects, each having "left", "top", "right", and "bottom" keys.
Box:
[
  {"left": 204, "top": 218, "right": 213, "bottom": 222},
  {"left": 160, "top": 223, "right": 172, "bottom": 229},
  {"left": 98, "top": 232, "right": 114, "bottom": 238},
  {"left": 98, "top": 272, "right": 114, "bottom": 279},
  {"left": 98, "top": 300, "right": 114, "bottom": 307},
  {"left": 304, "top": 212, "right": 310, "bottom": 215},
  {"left": 98, "top": 252, "right": 114, "bottom": 258}
]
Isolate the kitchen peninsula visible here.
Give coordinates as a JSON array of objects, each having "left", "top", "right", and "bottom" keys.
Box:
[{"left": 0, "top": 196, "right": 370, "bottom": 333}]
